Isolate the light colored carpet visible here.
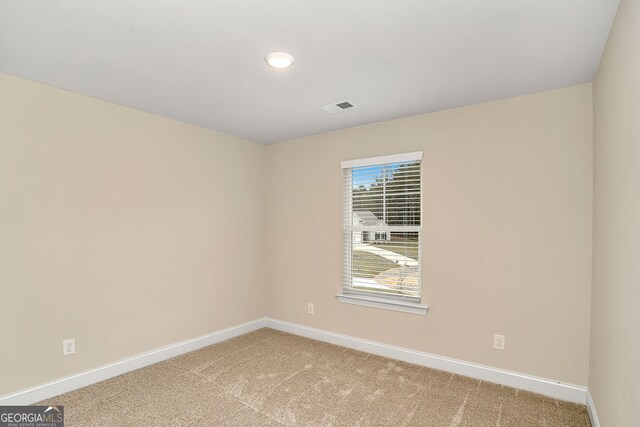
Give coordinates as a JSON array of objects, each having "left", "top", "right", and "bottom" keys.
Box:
[{"left": 39, "top": 328, "right": 591, "bottom": 426}]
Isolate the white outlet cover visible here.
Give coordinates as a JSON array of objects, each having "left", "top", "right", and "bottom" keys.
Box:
[
  {"left": 493, "top": 334, "right": 505, "bottom": 351},
  {"left": 63, "top": 338, "right": 75, "bottom": 356}
]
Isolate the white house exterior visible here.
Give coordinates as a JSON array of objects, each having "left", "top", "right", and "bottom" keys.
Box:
[{"left": 352, "top": 210, "right": 391, "bottom": 243}]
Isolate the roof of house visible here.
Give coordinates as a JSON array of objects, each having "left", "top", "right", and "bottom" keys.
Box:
[{"left": 354, "top": 210, "right": 386, "bottom": 226}]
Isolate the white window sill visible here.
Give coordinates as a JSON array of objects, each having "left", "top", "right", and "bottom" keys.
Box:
[{"left": 335, "top": 293, "right": 428, "bottom": 315}]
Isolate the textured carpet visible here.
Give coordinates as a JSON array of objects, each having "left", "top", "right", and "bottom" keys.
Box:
[{"left": 39, "top": 328, "right": 591, "bottom": 426}]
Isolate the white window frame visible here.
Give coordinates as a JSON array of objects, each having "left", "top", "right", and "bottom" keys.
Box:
[{"left": 336, "top": 152, "right": 428, "bottom": 315}]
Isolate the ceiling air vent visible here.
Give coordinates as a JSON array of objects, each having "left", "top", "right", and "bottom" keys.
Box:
[{"left": 320, "top": 100, "right": 358, "bottom": 114}]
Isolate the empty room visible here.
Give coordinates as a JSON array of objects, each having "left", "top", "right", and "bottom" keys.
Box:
[{"left": 0, "top": 1, "right": 637, "bottom": 426}]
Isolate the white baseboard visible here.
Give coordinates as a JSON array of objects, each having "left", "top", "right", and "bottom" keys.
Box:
[
  {"left": 264, "top": 318, "right": 587, "bottom": 404},
  {"left": 586, "top": 389, "right": 600, "bottom": 427},
  {"left": 1, "top": 317, "right": 589, "bottom": 407},
  {"left": 0, "top": 318, "right": 267, "bottom": 405}
]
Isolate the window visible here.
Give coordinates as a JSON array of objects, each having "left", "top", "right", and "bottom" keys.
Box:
[
  {"left": 338, "top": 152, "right": 427, "bottom": 315},
  {"left": 374, "top": 232, "right": 386, "bottom": 241}
]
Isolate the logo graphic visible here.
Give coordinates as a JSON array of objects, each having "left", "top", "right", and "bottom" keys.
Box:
[{"left": 0, "top": 405, "right": 64, "bottom": 427}]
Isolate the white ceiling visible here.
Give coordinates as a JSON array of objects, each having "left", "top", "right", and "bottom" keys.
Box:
[{"left": 0, "top": 0, "right": 620, "bottom": 144}]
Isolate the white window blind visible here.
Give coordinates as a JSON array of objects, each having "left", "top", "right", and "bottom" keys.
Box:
[{"left": 342, "top": 152, "right": 422, "bottom": 302}]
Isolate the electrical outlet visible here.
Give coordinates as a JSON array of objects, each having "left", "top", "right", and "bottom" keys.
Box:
[
  {"left": 307, "top": 303, "right": 314, "bottom": 315},
  {"left": 63, "top": 338, "right": 75, "bottom": 356},
  {"left": 493, "top": 334, "right": 505, "bottom": 351}
]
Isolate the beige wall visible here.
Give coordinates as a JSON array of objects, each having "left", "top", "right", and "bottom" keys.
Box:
[
  {"left": 0, "top": 70, "right": 596, "bottom": 397},
  {"left": 0, "top": 73, "right": 267, "bottom": 396},
  {"left": 267, "top": 84, "right": 593, "bottom": 386},
  {"left": 591, "top": 0, "right": 640, "bottom": 424}
]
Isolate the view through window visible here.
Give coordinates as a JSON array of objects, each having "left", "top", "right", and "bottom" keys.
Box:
[{"left": 342, "top": 153, "right": 422, "bottom": 301}]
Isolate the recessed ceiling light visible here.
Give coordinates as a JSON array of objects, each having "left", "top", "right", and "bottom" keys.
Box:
[{"left": 265, "top": 52, "right": 294, "bottom": 69}]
